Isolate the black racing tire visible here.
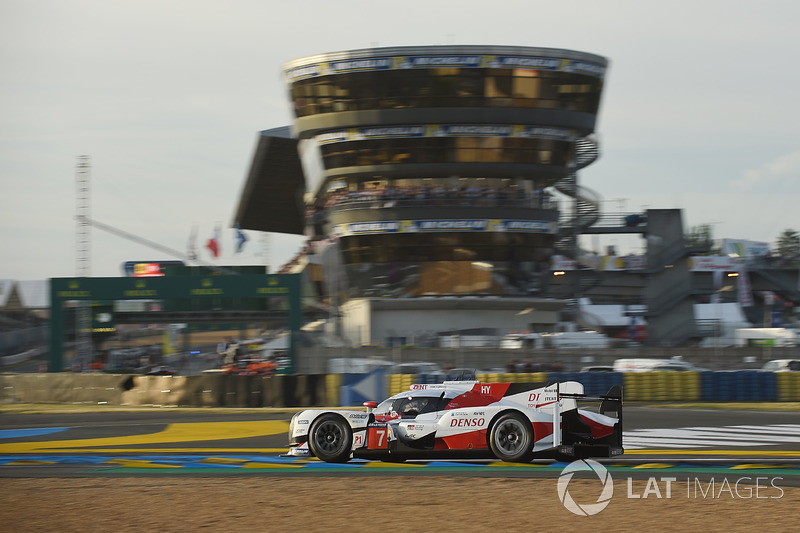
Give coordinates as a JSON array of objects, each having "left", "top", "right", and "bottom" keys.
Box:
[
  {"left": 488, "top": 412, "right": 534, "bottom": 463},
  {"left": 308, "top": 414, "right": 353, "bottom": 463}
]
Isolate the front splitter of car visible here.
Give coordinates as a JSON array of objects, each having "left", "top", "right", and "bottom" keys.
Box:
[{"left": 281, "top": 442, "right": 310, "bottom": 458}]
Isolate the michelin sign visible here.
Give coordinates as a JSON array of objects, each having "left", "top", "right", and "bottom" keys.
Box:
[{"left": 333, "top": 219, "right": 556, "bottom": 237}]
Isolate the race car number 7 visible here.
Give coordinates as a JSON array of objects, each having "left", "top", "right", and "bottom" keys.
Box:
[{"left": 368, "top": 427, "right": 389, "bottom": 449}]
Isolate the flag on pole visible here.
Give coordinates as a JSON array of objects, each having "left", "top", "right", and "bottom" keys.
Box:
[
  {"left": 206, "top": 224, "right": 220, "bottom": 258},
  {"left": 234, "top": 224, "right": 248, "bottom": 254}
]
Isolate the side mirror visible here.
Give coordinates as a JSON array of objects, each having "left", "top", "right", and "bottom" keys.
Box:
[{"left": 363, "top": 401, "right": 377, "bottom": 414}]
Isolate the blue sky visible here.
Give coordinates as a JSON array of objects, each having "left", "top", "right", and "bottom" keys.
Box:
[{"left": 2, "top": 0, "right": 798, "bottom": 280}]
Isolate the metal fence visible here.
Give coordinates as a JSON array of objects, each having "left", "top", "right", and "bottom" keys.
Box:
[{"left": 296, "top": 344, "right": 800, "bottom": 374}]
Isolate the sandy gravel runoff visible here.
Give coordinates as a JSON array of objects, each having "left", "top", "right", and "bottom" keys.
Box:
[{"left": 1, "top": 477, "right": 796, "bottom": 532}]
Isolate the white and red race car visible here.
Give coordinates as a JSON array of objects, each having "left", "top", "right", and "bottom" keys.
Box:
[{"left": 285, "top": 380, "right": 623, "bottom": 463}]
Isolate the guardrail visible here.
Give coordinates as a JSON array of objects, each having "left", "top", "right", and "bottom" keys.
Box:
[{"left": 0, "top": 373, "right": 336, "bottom": 408}]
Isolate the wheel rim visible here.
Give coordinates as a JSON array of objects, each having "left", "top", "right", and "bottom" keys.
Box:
[
  {"left": 494, "top": 418, "right": 528, "bottom": 455},
  {"left": 313, "top": 420, "right": 345, "bottom": 454}
]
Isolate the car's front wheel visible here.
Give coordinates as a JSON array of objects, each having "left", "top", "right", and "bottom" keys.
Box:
[
  {"left": 489, "top": 412, "right": 534, "bottom": 463},
  {"left": 308, "top": 414, "right": 353, "bottom": 463}
]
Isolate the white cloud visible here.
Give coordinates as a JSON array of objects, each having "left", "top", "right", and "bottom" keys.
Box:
[{"left": 734, "top": 149, "right": 800, "bottom": 189}]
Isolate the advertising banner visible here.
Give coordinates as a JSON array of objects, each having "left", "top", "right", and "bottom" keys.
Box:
[
  {"left": 332, "top": 219, "right": 557, "bottom": 237},
  {"left": 286, "top": 54, "right": 606, "bottom": 82}
]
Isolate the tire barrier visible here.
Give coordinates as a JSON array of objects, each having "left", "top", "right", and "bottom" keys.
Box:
[
  {"left": 326, "top": 373, "right": 343, "bottom": 406},
  {"left": 777, "top": 372, "right": 800, "bottom": 401},
  {"left": 547, "top": 372, "right": 624, "bottom": 396},
  {"left": 389, "top": 373, "right": 414, "bottom": 396},
  {"left": 472, "top": 372, "right": 548, "bottom": 384},
  {"left": 700, "top": 371, "right": 777, "bottom": 402},
  {"left": 622, "top": 371, "right": 703, "bottom": 402},
  {"left": 0, "top": 370, "right": 797, "bottom": 406}
]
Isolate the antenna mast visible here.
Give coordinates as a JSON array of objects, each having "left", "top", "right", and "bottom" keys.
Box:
[{"left": 75, "top": 155, "right": 92, "bottom": 370}]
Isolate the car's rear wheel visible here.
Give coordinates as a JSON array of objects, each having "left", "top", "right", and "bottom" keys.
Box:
[
  {"left": 308, "top": 414, "right": 353, "bottom": 463},
  {"left": 489, "top": 412, "right": 534, "bottom": 463}
]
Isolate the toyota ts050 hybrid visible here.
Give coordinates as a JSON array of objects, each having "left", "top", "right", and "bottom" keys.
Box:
[{"left": 285, "top": 380, "right": 623, "bottom": 463}]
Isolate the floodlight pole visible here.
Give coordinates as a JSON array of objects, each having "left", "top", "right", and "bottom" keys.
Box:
[{"left": 75, "top": 156, "right": 92, "bottom": 370}]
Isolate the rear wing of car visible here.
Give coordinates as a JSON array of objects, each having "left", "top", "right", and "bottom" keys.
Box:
[{"left": 553, "top": 383, "right": 623, "bottom": 457}]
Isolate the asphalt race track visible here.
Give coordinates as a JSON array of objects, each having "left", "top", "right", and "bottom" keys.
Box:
[{"left": 1, "top": 406, "right": 799, "bottom": 485}]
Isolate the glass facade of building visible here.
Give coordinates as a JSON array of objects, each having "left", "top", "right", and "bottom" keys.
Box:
[
  {"left": 291, "top": 68, "right": 603, "bottom": 117},
  {"left": 319, "top": 135, "right": 571, "bottom": 168}
]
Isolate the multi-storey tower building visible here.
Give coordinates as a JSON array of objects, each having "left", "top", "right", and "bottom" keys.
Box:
[{"left": 236, "top": 45, "right": 609, "bottom": 346}]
